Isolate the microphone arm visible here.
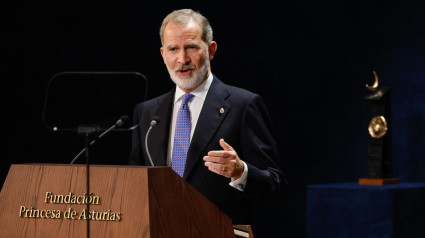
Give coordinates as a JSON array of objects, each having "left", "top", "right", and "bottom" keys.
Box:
[
  {"left": 145, "top": 116, "right": 160, "bottom": 166},
  {"left": 70, "top": 115, "right": 130, "bottom": 164}
]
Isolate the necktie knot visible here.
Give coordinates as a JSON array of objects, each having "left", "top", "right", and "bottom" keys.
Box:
[{"left": 181, "top": 93, "right": 194, "bottom": 108}]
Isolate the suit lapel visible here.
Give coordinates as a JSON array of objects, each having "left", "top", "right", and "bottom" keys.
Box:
[
  {"left": 148, "top": 90, "right": 174, "bottom": 166},
  {"left": 183, "top": 77, "right": 231, "bottom": 179}
]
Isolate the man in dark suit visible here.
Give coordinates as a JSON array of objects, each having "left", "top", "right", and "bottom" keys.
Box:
[{"left": 129, "top": 8, "right": 288, "bottom": 234}]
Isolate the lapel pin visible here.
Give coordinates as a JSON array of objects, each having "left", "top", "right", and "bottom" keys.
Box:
[{"left": 220, "top": 107, "right": 225, "bottom": 114}]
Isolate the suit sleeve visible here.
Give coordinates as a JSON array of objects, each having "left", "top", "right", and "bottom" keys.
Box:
[{"left": 239, "top": 94, "right": 288, "bottom": 201}]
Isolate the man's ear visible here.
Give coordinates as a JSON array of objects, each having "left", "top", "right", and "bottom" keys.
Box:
[
  {"left": 160, "top": 47, "right": 166, "bottom": 64},
  {"left": 208, "top": 41, "right": 217, "bottom": 60}
]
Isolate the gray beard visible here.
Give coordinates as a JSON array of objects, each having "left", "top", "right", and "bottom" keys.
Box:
[
  {"left": 166, "top": 52, "right": 210, "bottom": 90},
  {"left": 168, "top": 62, "right": 209, "bottom": 90}
]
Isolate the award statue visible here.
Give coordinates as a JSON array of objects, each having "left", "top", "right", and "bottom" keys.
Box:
[{"left": 359, "top": 71, "right": 399, "bottom": 185}]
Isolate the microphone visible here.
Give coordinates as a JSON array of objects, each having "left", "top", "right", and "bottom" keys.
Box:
[
  {"left": 70, "top": 115, "right": 130, "bottom": 164},
  {"left": 145, "top": 116, "right": 160, "bottom": 166}
]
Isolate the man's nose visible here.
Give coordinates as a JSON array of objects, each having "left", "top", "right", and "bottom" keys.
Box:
[{"left": 177, "top": 50, "right": 190, "bottom": 65}]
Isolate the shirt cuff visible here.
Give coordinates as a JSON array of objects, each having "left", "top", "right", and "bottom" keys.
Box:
[{"left": 229, "top": 161, "right": 248, "bottom": 191}]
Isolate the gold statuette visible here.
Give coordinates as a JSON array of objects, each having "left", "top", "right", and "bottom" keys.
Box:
[
  {"left": 366, "top": 71, "right": 379, "bottom": 91},
  {"left": 368, "top": 116, "right": 388, "bottom": 138}
]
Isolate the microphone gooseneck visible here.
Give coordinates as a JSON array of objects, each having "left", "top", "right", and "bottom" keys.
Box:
[
  {"left": 70, "top": 115, "right": 130, "bottom": 164},
  {"left": 145, "top": 116, "right": 160, "bottom": 166},
  {"left": 94, "top": 115, "right": 130, "bottom": 142}
]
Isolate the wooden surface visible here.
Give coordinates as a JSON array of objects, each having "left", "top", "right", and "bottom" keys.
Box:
[
  {"left": 0, "top": 164, "right": 234, "bottom": 238},
  {"left": 147, "top": 165, "right": 235, "bottom": 237}
]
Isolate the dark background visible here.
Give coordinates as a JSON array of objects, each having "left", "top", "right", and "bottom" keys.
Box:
[{"left": 2, "top": 1, "right": 425, "bottom": 237}]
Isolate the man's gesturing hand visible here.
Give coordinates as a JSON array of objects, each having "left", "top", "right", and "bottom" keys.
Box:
[{"left": 203, "top": 139, "right": 244, "bottom": 179}]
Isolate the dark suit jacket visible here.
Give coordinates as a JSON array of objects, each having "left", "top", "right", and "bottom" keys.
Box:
[{"left": 129, "top": 75, "right": 288, "bottom": 226}]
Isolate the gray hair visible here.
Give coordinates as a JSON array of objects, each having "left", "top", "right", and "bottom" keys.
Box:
[{"left": 159, "top": 9, "right": 213, "bottom": 45}]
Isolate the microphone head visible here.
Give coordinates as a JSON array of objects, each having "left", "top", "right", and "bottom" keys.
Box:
[
  {"left": 150, "top": 116, "right": 160, "bottom": 126},
  {"left": 116, "top": 115, "right": 130, "bottom": 127}
]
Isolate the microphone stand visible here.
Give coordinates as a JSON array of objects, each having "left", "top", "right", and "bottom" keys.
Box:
[
  {"left": 84, "top": 134, "right": 90, "bottom": 238},
  {"left": 67, "top": 116, "right": 128, "bottom": 238},
  {"left": 77, "top": 124, "right": 99, "bottom": 238},
  {"left": 72, "top": 116, "right": 128, "bottom": 238}
]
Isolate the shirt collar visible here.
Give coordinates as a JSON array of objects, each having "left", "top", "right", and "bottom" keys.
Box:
[{"left": 174, "top": 72, "right": 213, "bottom": 104}]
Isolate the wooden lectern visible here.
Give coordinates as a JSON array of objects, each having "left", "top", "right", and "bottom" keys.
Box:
[{"left": 0, "top": 164, "right": 238, "bottom": 237}]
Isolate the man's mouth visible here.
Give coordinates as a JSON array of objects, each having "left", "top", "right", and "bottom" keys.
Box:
[{"left": 176, "top": 66, "right": 195, "bottom": 75}]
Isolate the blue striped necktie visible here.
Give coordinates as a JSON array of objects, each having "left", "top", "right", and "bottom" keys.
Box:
[{"left": 172, "top": 93, "right": 194, "bottom": 176}]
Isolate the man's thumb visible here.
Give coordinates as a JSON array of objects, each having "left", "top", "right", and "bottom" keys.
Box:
[{"left": 220, "top": 139, "right": 234, "bottom": 151}]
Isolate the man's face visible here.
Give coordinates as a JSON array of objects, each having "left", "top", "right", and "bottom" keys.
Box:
[{"left": 160, "top": 20, "right": 216, "bottom": 92}]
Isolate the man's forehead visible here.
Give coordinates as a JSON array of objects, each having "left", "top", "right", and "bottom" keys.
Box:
[{"left": 163, "top": 22, "right": 203, "bottom": 45}]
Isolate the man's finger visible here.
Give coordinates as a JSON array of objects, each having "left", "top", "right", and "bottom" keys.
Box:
[
  {"left": 203, "top": 155, "right": 226, "bottom": 164},
  {"left": 207, "top": 150, "right": 233, "bottom": 157}
]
